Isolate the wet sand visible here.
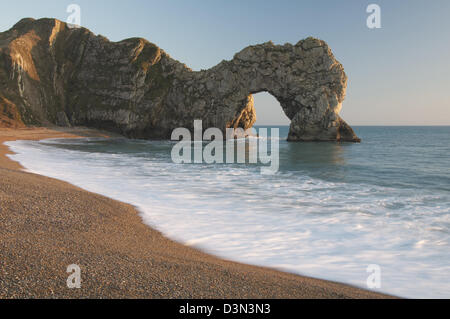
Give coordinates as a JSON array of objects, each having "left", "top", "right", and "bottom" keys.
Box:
[{"left": 0, "top": 127, "right": 392, "bottom": 298}]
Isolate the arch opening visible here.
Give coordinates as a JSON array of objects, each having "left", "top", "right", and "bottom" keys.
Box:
[{"left": 252, "top": 92, "right": 290, "bottom": 127}]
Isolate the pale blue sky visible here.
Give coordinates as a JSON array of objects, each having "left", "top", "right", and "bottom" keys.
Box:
[{"left": 1, "top": 0, "right": 449, "bottom": 125}]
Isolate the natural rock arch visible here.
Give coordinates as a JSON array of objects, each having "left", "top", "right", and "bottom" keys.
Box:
[
  {"left": 163, "top": 38, "right": 359, "bottom": 142},
  {"left": 0, "top": 18, "right": 360, "bottom": 142}
]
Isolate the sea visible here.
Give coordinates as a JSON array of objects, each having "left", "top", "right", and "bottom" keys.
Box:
[{"left": 5, "top": 126, "right": 450, "bottom": 298}]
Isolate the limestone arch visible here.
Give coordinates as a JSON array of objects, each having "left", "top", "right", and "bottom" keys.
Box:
[{"left": 183, "top": 38, "right": 360, "bottom": 142}]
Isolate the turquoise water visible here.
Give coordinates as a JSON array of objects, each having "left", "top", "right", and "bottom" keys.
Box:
[{"left": 6, "top": 126, "right": 450, "bottom": 298}]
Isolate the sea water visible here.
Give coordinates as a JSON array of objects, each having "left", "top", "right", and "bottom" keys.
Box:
[{"left": 5, "top": 126, "right": 450, "bottom": 298}]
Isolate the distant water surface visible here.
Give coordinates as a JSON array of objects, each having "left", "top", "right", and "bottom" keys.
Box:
[{"left": 6, "top": 126, "right": 450, "bottom": 298}]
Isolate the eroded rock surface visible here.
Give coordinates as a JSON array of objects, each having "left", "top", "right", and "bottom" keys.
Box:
[{"left": 0, "top": 18, "right": 360, "bottom": 142}]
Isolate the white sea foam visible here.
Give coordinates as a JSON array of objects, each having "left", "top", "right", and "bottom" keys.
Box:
[{"left": 5, "top": 138, "right": 450, "bottom": 298}]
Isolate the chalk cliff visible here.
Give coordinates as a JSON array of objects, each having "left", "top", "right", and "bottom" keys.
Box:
[{"left": 0, "top": 18, "right": 360, "bottom": 142}]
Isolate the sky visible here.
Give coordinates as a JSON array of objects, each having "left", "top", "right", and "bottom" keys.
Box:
[{"left": 1, "top": 0, "right": 449, "bottom": 125}]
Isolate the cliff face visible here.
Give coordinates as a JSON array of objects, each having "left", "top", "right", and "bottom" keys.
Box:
[{"left": 0, "top": 18, "right": 360, "bottom": 142}]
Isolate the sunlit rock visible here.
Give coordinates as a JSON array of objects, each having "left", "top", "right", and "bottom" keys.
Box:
[{"left": 0, "top": 18, "right": 360, "bottom": 142}]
